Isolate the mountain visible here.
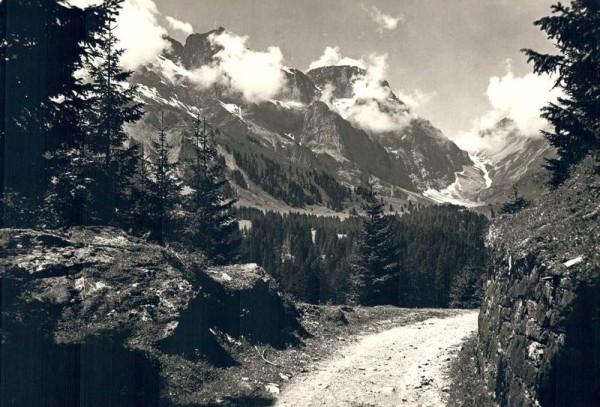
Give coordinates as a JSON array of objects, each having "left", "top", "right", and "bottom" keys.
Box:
[
  {"left": 126, "top": 28, "right": 544, "bottom": 213},
  {"left": 424, "top": 118, "right": 554, "bottom": 207}
]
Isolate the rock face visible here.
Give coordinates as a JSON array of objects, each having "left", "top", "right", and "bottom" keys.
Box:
[
  {"left": 128, "top": 29, "right": 490, "bottom": 212},
  {"left": 477, "top": 155, "right": 600, "bottom": 406},
  {"left": 181, "top": 27, "right": 224, "bottom": 69},
  {"left": 475, "top": 118, "right": 554, "bottom": 203},
  {"left": 0, "top": 227, "right": 303, "bottom": 406}
]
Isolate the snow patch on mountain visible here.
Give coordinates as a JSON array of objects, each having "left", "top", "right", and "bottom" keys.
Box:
[
  {"left": 269, "top": 99, "right": 305, "bottom": 110},
  {"left": 423, "top": 160, "right": 491, "bottom": 207},
  {"left": 469, "top": 153, "right": 492, "bottom": 189},
  {"left": 219, "top": 101, "right": 244, "bottom": 120}
]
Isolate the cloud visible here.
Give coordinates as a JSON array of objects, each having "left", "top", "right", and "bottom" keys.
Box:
[
  {"left": 63, "top": 0, "right": 169, "bottom": 71},
  {"left": 114, "top": 0, "right": 170, "bottom": 70},
  {"left": 395, "top": 89, "right": 436, "bottom": 110},
  {"left": 452, "top": 60, "right": 560, "bottom": 152},
  {"left": 362, "top": 4, "right": 404, "bottom": 33},
  {"left": 165, "top": 15, "right": 193, "bottom": 36},
  {"left": 308, "top": 46, "right": 367, "bottom": 70},
  {"left": 319, "top": 52, "right": 415, "bottom": 133},
  {"left": 188, "top": 30, "right": 286, "bottom": 103}
]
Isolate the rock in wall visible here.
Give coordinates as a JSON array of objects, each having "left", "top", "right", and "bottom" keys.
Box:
[{"left": 477, "top": 156, "right": 600, "bottom": 407}]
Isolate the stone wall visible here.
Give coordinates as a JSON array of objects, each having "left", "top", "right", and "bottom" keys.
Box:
[{"left": 477, "top": 156, "right": 600, "bottom": 407}]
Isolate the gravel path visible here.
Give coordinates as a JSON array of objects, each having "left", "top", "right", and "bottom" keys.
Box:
[{"left": 275, "top": 310, "right": 478, "bottom": 406}]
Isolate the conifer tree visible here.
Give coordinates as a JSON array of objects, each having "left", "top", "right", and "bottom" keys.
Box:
[
  {"left": 522, "top": 0, "right": 600, "bottom": 186},
  {"left": 0, "top": 0, "right": 93, "bottom": 227},
  {"left": 81, "top": 0, "right": 143, "bottom": 223},
  {"left": 350, "top": 179, "right": 400, "bottom": 305},
  {"left": 499, "top": 185, "right": 530, "bottom": 214},
  {"left": 146, "top": 112, "right": 181, "bottom": 245},
  {"left": 124, "top": 143, "right": 152, "bottom": 235},
  {"left": 183, "top": 113, "right": 239, "bottom": 265}
]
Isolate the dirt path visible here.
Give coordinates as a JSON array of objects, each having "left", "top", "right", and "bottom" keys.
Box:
[{"left": 274, "top": 310, "right": 478, "bottom": 406}]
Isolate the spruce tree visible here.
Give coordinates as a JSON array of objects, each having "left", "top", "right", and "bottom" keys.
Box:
[
  {"left": 146, "top": 112, "right": 181, "bottom": 245},
  {"left": 1, "top": 0, "right": 92, "bottom": 227},
  {"left": 183, "top": 113, "right": 239, "bottom": 265},
  {"left": 350, "top": 180, "right": 400, "bottom": 305},
  {"left": 522, "top": 0, "right": 600, "bottom": 186},
  {"left": 81, "top": 0, "right": 143, "bottom": 224},
  {"left": 124, "top": 143, "right": 151, "bottom": 235},
  {"left": 499, "top": 185, "right": 530, "bottom": 214}
]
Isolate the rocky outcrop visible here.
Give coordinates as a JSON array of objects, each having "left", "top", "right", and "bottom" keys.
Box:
[
  {"left": 0, "top": 227, "right": 304, "bottom": 406},
  {"left": 306, "top": 65, "right": 365, "bottom": 98},
  {"left": 181, "top": 27, "right": 225, "bottom": 69},
  {"left": 477, "top": 155, "right": 600, "bottom": 406},
  {"left": 278, "top": 68, "right": 319, "bottom": 104}
]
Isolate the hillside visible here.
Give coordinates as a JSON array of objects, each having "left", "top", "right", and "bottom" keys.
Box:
[
  {"left": 424, "top": 118, "right": 554, "bottom": 208},
  {"left": 0, "top": 227, "right": 304, "bottom": 406},
  {"left": 477, "top": 154, "right": 600, "bottom": 406},
  {"left": 124, "top": 29, "right": 504, "bottom": 214}
]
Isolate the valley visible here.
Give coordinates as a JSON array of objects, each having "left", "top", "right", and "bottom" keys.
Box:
[
  {"left": 1, "top": 0, "right": 597, "bottom": 406},
  {"left": 127, "top": 29, "right": 552, "bottom": 216}
]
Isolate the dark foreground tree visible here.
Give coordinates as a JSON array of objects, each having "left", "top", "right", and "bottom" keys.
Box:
[
  {"left": 0, "top": 0, "right": 94, "bottom": 226},
  {"left": 183, "top": 114, "right": 239, "bottom": 264},
  {"left": 79, "top": 0, "right": 143, "bottom": 224},
  {"left": 522, "top": 0, "right": 600, "bottom": 186},
  {"left": 349, "top": 180, "right": 400, "bottom": 305},
  {"left": 145, "top": 112, "right": 182, "bottom": 245}
]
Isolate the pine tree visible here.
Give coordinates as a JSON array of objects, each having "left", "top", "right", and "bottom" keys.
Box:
[
  {"left": 81, "top": 0, "right": 143, "bottom": 224},
  {"left": 146, "top": 112, "right": 182, "bottom": 245},
  {"left": 183, "top": 113, "right": 240, "bottom": 264},
  {"left": 449, "top": 265, "right": 485, "bottom": 308},
  {"left": 350, "top": 180, "right": 400, "bottom": 305},
  {"left": 1, "top": 0, "right": 93, "bottom": 227},
  {"left": 522, "top": 0, "right": 600, "bottom": 186},
  {"left": 499, "top": 185, "right": 530, "bottom": 214},
  {"left": 123, "top": 143, "right": 151, "bottom": 235}
]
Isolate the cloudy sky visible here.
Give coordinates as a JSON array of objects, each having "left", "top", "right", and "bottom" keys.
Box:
[
  {"left": 152, "top": 0, "right": 557, "bottom": 141},
  {"left": 69, "top": 0, "right": 558, "bottom": 148}
]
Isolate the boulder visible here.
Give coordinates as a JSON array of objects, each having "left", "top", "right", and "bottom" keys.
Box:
[{"left": 0, "top": 227, "right": 304, "bottom": 406}]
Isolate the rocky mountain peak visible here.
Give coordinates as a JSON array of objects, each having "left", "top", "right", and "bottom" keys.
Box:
[
  {"left": 181, "top": 27, "right": 226, "bottom": 69},
  {"left": 162, "top": 35, "right": 184, "bottom": 62},
  {"left": 306, "top": 65, "right": 366, "bottom": 98},
  {"left": 278, "top": 67, "right": 319, "bottom": 104}
]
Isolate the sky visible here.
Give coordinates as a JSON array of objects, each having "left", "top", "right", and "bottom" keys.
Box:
[
  {"left": 67, "top": 0, "right": 559, "bottom": 150},
  {"left": 150, "top": 0, "right": 557, "bottom": 142}
]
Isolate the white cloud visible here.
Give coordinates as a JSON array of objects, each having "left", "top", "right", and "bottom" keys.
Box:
[
  {"left": 362, "top": 4, "right": 404, "bottom": 33},
  {"left": 63, "top": 0, "right": 169, "bottom": 71},
  {"left": 165, "top": 16, "right": 193, "bottom": 36},
  {"left": 452, "top": 60, "right": 560, "bottom": 152},
  {"left": 114, "top": 0, "right": 170, "bottom": 70},
  {"left": 319, "top": 52, "right": 415, "bottom": 133},
  {"left": 188, "top": 30, "right": 286, "bottom": 103},
  {"left": 308, "top": 46, "right": 367, "bottom": 71},
  {"left": 395, "top": 89, "right": 436, "bottom": 110}
]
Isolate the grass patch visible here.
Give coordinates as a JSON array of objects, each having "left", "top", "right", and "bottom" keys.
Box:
[{"left": 447, "top": 334, "right": 497, "bottom": 407}]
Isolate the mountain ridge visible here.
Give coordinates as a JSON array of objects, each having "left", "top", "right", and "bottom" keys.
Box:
[{"left": 127, "top": 29, "right": 549, "bottom": 213}]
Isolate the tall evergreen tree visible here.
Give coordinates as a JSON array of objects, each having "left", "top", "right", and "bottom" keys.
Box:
[
  {"left": 81, "top": 0, "right": 143, "bottom": 224},
  {"left": 183, "top": 113, "right": 239, "bottom": 264},
  {"left": 522, "top": 0, "right": 600, "bottom": 186},
  {"left": 146, "top": 112, "right": 181, "bottom": 245},
  {"left": 0, "top": 0, "right": 92, "bottom": 226},
  {"left": 122, "top": 143, "right": 151, "bottom": 235},
  {"left": 350, "top": 180, "right": 400, "bottom": 305}
]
